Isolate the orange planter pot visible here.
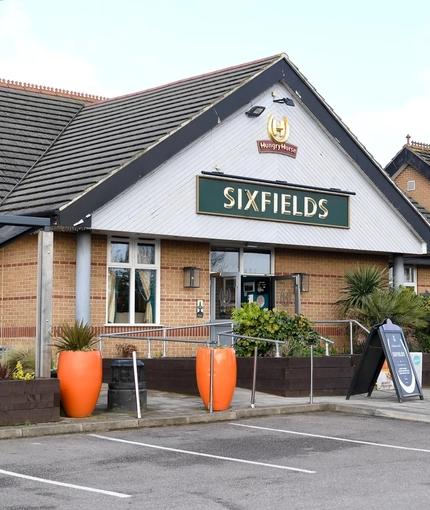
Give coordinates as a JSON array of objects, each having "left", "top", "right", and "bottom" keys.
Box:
[
  {"left": 57, "top": 350, "right": 103, "bottom": 418},
  {"left": 196, "top": 347, "right": 237, "bottom": 411}
]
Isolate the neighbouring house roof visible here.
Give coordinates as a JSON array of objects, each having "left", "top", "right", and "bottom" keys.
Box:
[
  {"left": 409, "top": 197, "right": 430, "bottom": 224},
  {"left": 385, "top": 140, "right": 430, "bottom": 181},
  {"left": 385, "top": 140, "right": 430, "bottom": 226},
  {"left": 1, "top": 54, "right": 430, "bottom": 251}
]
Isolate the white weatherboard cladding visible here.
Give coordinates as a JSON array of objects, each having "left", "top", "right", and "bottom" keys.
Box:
[{"left": 92, "top": 84, "right": 424, "bottom": 255}]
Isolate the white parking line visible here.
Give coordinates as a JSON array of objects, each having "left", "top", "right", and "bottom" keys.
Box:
[
  {"left": 0, "top": 469, "right": 131, "bottom": 498},
  {"left": 230, "top": 423, "right": 430, "bottom": 453},
  {"left": 90, "top": 434, "right": 316, "bottom": 473}
]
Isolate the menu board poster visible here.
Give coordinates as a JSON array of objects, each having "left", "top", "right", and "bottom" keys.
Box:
[{"left": 379, "top": 325, "right": 421, "bottom": 399}]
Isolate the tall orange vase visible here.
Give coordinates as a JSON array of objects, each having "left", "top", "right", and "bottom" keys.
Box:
[
  {"left": 196, "top": 347, "right": 237, "bottom": 411},
  {"left": 57, "top": 350, "right": 103, "bottom": 418}
]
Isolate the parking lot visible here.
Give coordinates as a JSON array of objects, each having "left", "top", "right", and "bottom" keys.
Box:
[{"left": 2, "top": 412, "right": 430, "bottom": 509}]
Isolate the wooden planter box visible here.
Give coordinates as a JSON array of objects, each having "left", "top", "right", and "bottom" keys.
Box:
[
  {"left": 103, "top": 353, "right": 430, "bottom": 399},
  {"left": 103, "top": 357, "right": 199, "bottom": 394},
  {"left": 0, "top": 378, "right": 60, "bottom": 426},
  {"left": 236, "top": 356, "right": 361, "bottom": 397}
]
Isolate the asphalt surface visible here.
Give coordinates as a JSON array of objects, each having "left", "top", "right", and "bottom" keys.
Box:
[
  {"left": 3, "top": 413, "right": 430, "bottom": 509},
  {"left": 1, "top": 384, "right": 430, "bottom": 440}
]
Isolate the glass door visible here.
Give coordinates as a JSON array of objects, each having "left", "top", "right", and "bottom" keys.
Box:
[
  {"left": 210, "top": 273, "right": 240, "bottom": 344},
  {"left": 272, "top": 275, "right": 299, "bottom": 315}
]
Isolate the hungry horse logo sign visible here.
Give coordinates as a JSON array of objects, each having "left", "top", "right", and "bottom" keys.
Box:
[
  {"left": 257, "top": 114, "right": 298, "bottom": 158},
  {"left": 267, "top": 114, "right": 289, "bottom": 143}
]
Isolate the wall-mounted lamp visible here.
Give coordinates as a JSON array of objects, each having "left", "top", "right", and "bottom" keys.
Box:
[
  {"left": 183, "top": 267, "right": 200, "bottom": 288},
  {"left": 273, "top": 97, "right": 295, "bottom": 107},
  {"left": 245, "top": 105, "right": 266, "bottom": 117},
  {"left": 297, "top": 273, "right": 310, "bottom": 292}
]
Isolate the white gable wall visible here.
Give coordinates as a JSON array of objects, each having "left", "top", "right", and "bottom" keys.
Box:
[{"left": 92, "top": 82, "right": 425, "bottom": 255}]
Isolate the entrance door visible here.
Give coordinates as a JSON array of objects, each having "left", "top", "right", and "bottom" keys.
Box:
[
  {"left": 272, "top": 275, "right": 300, "bottom": 315},
  {"left": 210, "top": 273, "right": 240, "bottom": 344}
]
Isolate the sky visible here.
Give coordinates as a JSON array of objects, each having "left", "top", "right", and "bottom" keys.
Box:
[{"left": 1, "top": 0, "right": 430, "bottom": 167}]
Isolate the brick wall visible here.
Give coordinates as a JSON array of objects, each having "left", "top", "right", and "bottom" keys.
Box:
[
  {"left": 274, "top": 248, "right": 388, "bottom": 349},
  {"left": 395, "top": 165, "right": 430, "bottom": 211},
  {"left": 275, "top": 248, "right": 388, "bottom": 320},
  {"left": 0, "top": 232, "right": 39, "bottom": 331},
  {"left": 394, "top": 166, "right": 430, "bottom": 296},
  {"left": 1, "top": 231, "right": 426, "bottom": 358},
  {"left": 417, "top": 266, "right": 430, "bottom": 295}
]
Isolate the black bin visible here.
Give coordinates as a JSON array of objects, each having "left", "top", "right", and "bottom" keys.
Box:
[{"left": 107, "top": 359, "right": 147, "bottom": 412}]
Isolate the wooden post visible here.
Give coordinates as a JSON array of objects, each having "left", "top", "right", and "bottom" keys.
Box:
[{"left": 36, "top": 229, "right": 53, "bottom": 378}]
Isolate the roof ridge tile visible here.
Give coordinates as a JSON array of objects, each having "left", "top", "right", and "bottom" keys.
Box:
[{"left": 0, "top": 78, "right": 107, "bottom": 103}]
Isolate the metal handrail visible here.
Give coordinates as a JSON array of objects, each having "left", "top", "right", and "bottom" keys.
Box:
[
  {"left": 313, "top": 319, "right": 370, "bottom": 355},
  {"left": 218, "top": 331, "right": 334, "bottom": 357},
  {"left": 217, "top": 331, "right": 334, "bottom": 407},
  {"left": 99, "top": 323, "right": 337, "bottom": 410},
  {"left": 216, "top": 331, "right": 285, "bottom": 357},
  {"left": 98, "top": 321, "right": 231, "bottom": 358},
  {"left": 99, "top": 320, "right": 339, "bottom": 356}
]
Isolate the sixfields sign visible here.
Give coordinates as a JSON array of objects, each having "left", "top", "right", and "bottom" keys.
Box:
[{"left": 197, "top": 176, "right": 350, "bottom": 228}]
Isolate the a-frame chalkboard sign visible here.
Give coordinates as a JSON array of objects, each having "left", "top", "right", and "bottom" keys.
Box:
[{"left": 346, "top": 318, "right": 423, "bottom": 403}]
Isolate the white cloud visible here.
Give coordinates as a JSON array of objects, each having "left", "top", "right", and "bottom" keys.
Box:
[{"left": 0, "top": 1, "right": 104, "bottom": 96}]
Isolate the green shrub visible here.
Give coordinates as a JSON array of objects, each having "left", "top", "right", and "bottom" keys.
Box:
[
  {"left": 349, "top": 287, "right": 428, "bottom": 350},
  {"left": 231, "top": 303, "right": 277, "bottom": 357},
  {"left": 12, "top": 361, "right": 35, "bottom": 380},
  {"left": 1, "top": 346, "right": 35, "bottom": 375},
  {"left": 414, "top": 291, "right": 430, "bottom": 353},
  {"left": 334, "top": 266, "right": 430, "bottom": 352},
  {"left": 231, "top": 302, "right": 321, "bottom": 357}
]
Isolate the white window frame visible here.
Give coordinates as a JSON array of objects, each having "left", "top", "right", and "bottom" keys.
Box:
[
  {"left": 107, "top": 237, "right": 160, "bottom": 325},
  {"left": 403, "top": 265, "right": 417, "bottom": 292}
]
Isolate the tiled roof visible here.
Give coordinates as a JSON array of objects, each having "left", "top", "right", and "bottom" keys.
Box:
[
  {"left": 408, "top": 196, "right": 430, "bottom": 224},
  {"left": 0, "top": 55, "right": 279, "bottom": 218},
  {"left": 385, "top": 141, "right": 430, "bottom": 182},
  {"left": 0, "top": 85, "right": 89, "bottom": 201},
  {"left": 409, "top": 141, "right": 430, "bottom": 165},
  {"left": 2, "top": 54, "right": 430, "bottom": 253}
]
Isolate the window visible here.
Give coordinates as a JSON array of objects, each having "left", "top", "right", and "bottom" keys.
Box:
[
  {"left": 389, "top": 264, "right": 417, "bottom": 291},
  {"left": 211, "top": 247, "right": 272, "bottom": 275},
  {"left": 107, "top": 238, "right": 160, "bottom": 324},
  {"left": 243, "top": 250, "right": 271, "bottom": 274},
  {"left": 403, "top": 265, "right": 416, "bottom": 291},
  {"left": 211, "top": 249, "right": 239, "bottom": 273}
]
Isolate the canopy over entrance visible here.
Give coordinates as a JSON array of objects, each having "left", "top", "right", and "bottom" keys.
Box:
[{"left": 0, "top": 214, "right": 50, "bottom": 248}]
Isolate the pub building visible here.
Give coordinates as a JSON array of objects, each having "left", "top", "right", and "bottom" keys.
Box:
[{"left": 1, "top": 53, "right": 430, "bottom": 371}]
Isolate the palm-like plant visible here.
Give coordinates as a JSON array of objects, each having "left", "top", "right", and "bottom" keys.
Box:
[
  {"left": 53, "top": 320, "right": 98, "bottom": 352},
  {"left": 349, "top": 288, "right": 427, "bottom": 332},
  {"left": 335, "top": 265, "right": 388, "bottom": 317}
]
